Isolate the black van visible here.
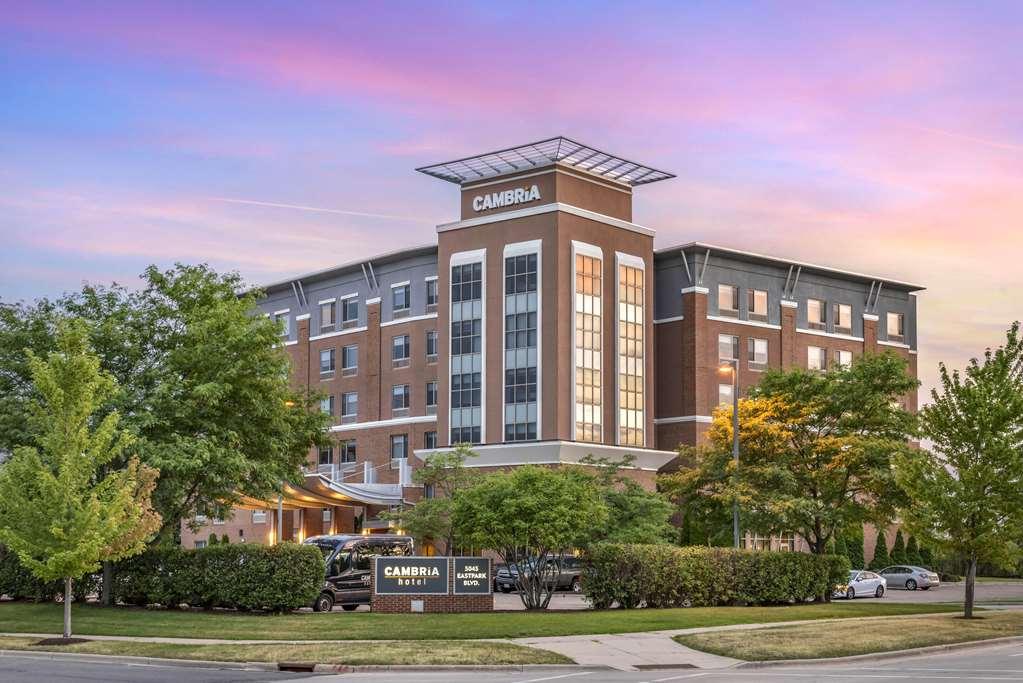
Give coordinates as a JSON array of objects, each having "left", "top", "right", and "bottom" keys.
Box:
[{"left": 303, "top": 534, "right": 414, "bottom": 612}]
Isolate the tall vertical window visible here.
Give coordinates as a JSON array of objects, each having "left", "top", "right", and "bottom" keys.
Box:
[
  {"left": 341, "top": 297, "right": 358, "bottom": 327},
  {"left": 392, "top": 334, "right": 410, "bottom": 367},
  {"left": 748, "top": 338, "right": 768, "bottom": 370},
  {"left": 807, "top": 299, "right": 827, "bottom": 330},
  {"left": 391, "top": 384, "right": 410, "bottom": 412},
  {"left": 392, "top": 283, "right": 411, "bottom": 315},
  {"left": 887, "top": 312, "right": 905, "bottom": 340},
  {"left": 426, "top": 330, "right": 438, "bottom": 359},
  {"left": 341, "top": 344, "right": 358, "bottom": 375},
  {"left": 426, "top": 279, "right": 438, "bottom": 308},
  {"left": 320, "top": 300, "right": 336, "bottom": 332},
  {"left": 338, "top": 440, "right": 357, "bottom": 464},
  {"left": 450, "top": 257, "right": 483, "bottom": 445},
  {"left": 504, "top": 250, "right": 538, "bottom": 442},
  {"left": 834, "top": 349, "right": 853, "bottom": 367},
  {"left": 718, "top": 284, "right": 739, "bottom": 315},
  {"left": 318, "top": 445, "right": 333, "bottom": 465},
  {"left": 617, "top": 258, "right": 644, "bottom": 447},
  {"left": 748, "top": 289, "right": 768, "bottom": 320},
  {"left": 426, "top": 381, "right": 438, "bottom": 414},
  {"left": 341, "top": 392, "right": 357, "bottom": 422},
  {"left": 273, "top": 310, "right": 290, "bottom": 336},
  {"left": 424, "top": 431, "right": 437, "bottom": 449},
  {"left": 808, "top": 346, "right": 827, "bottom": 371},
  {"left": 319, "top": 348, "right": 335, "bottom": 376},
  {"left": 574, "top": 247, "right": 602, "bottom": 443},
  {"left": 390, "top": 434, "right": 408, "bottom": 460},
  {"left": 718, "top": 334, "right": 739, "bottom": 364},
  {"left": 320, "top": 395, "right": 335, "bottom": 419},
  {"left": 833, "top": 303, "right": 852, "bottom": 333},
  {"left": 718, "top": 383, "right": 734, "bottom": 407}
]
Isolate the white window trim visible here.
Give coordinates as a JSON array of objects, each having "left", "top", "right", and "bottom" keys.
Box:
[
  {"left": 424, "top": 275, "right": 439, "bottom": 282},
  {"left": 571, "top": 240, "right": 603, "bottom": 443},
  {"left": 380, "top": 312, "right": 438, "bottom": 327},
  {"left": 796, "top": 327, "right": 864, "bottom": 343},
  {"left": 390, "top": 280, "right": 412, "bottom": 289},
  {"left": 328, "top": 414, "right": 437, "bottom": 433},
  {"left": 309, "top": 326, "right": 367, "bottom": 342},
  {"left": 449, "top": 248, "right": 487, "bottom": 445},
  {"left": 338, "top": 292, "right": 359, "bottom": 301},
  {"left": 615, "top": 251, "right": 645, "bottom": 447},
  {"left": 706, "top": 315, "right": 781, "bottom": 331},
  {"left": 502, "top": 239, "right": 542, "bottom": 442},
  {"left": 318, "top": 297, "right": 337, "bottom": 305}
]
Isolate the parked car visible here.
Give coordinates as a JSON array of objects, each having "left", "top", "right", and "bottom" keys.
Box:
[
  {"left": 495, "top": 555, "right": 583, "bottom": 593},
  {"left": 303, "top": 534, "right": 414, "bottom": 612},
  {"left": 879, "top": 565, "right": 941, "bottom": 590},
  {"left": 834, "top": 570, "right": 886, "bottom": 599}
]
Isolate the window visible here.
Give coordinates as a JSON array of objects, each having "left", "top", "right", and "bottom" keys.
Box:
[
  {"left": 322, "top": 508, "right": 332, "bottom": 524},
  {"left": 617, "top": 260, "right": 644, "bottom": 447},
  {"left": 887, "top": 312, "right": 905, "bottom": 340},
  {"left": 426, "top": 381, "right": 438, "bottom": 414},
  {"left": 807, "top": 299, "right": 826, "bottom": 330},
  {"left": 574, "top": 251, "right": 602, "bottom": 442},
  {"left": 341, "top": 344, "right": 357, "bottom": 375},
  {"left": 748, "top": 337, "right": 768, "bottom": 370},
  {"left": 748, "top": 289, "right": 768, "bottom": 320},
  {"left": 320, "top": 301, "right": 336, "bottom": 332},
  {"left": 718, "top": 334, "right": 739, "bottom": 364},
  {"left": 426, "top": 279, "right": 438, "bottom": 307},
  {"left": 777, "top": 533, "right": 796, "bottom": 552},
  {"left": 390, "top": 434, "right": 408, "bottom": 460},
  {"left": 426, "top": 330, "right": 438, "bottom": 359},
  {"left": 341, "top": 297, "right": 359, "bottom": 327},
  {"left": 320, "top": 394, "right": 335, "bottom": 418},
  {"left": 505, "top": 251, "right": 539, "bottom": 442},
  {"left": 273, "top": 310, "right": 290, "bottom": 336},
  {"left": 194, "top": 540, "right": 207, "bottom": 549},
  {"left": 835, "top": 349, "right": 853, "bottom": 367},
  {"left": 318, "top": 445, "right": 333, "bottom": 465},
  {"left": 341, "top": 392, "right": 357, "bottom": 422},
  {"left": 392, "top": 284, "right": 411, "bottom": 314},
  {"left": 808, "top": 345, "right": 827, "bottom": 371},
  {"left": 391, "top": 384, "right": 410, "bottom": 412},
  {"left": 718, "top": 383, "right": 734, "bottom": 406},
  {"left": 252, "top": 510, "right": 267, "bottom": 524},
  {"left": 424, "top": 431, "right": 437, "bottom": 449},
  {"left": 338, "top": 440, "right": 356, "bottom": 464},
  {"left": 392, "top": 334, "right": 410, "bottom": 367},
  {"left": 718, "top": 284, "right": 739, "bottom": 315},
  {"left": 450, "top": 260, "right": 483, "bottom": 445},
  {"left": 319, "top": 348, "right": 335, "bottom": 376},
  {"left": 833, "top": 303, "right": 852, "bottom": 333}
]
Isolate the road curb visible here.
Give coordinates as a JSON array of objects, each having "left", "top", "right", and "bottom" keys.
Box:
[
  {"left": 312, "top": 664, "right": 606, "bottom": 672},
  {"left": 733, "top": 635, "right": 1023, "bottom": 668},
  {"left": 0, "top": 649, "right": 277, "bottom": 671}
]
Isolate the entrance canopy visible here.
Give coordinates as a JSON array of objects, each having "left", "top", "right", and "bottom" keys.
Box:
[{"left": 233, "top": 471, "right": 404, "bottom": 511}]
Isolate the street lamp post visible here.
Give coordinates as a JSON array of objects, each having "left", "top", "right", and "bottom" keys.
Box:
[{"left": 719, "top": 361, "right": 740, "bottom": 549}]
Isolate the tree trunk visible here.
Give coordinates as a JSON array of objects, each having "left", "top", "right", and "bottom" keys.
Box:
[
  {"left": 101, "top": 561, "right": 113, "bottom": 607},
  {"left": 63, "top": 577, "right": 72, "bottom": 639},
  {"left": 965, "top": 554, "right": 978, "bottom": 618}
]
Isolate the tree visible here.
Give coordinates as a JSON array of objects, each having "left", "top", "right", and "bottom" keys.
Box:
[
  {"left": 919, "top": 545, "right": 934, "bottom": 569},
  {"left": 0, "top": 321, "right": 161, "bottom": 638},
  {"left": 895, "top": 322, "right": 1023, "bottom": 618},
  {"left": 385, "top": 445, "right": 477, "bottom": 555},
  {"left": 906, "top": 536, "right": 922, "bottom": 566},
  {"left": 681, "top": 354, "right": 918, "bottom": 554},
  {"left": 846, "top": 526, "right": 866, "bottom": 569},
  {"left": 870, "top": 531, "right": 890, "bottom": 570},
  {"left": 891, "top": 529, "right": 907, "bottom": 565},
  {"left": 834, "top": 536, "right": 849, "bottom": 563},
  {"left": 659, "top": 445, "right": 741, "bottom": 547},
  {"left": 579, "top": 456, "right": 673, "bottom": 545},
  {"left": 452, "top": 466, "right": 608, "bottom": 609}
]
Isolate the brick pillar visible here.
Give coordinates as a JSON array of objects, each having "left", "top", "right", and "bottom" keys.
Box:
[
  {"left": 333, "top": 506, "right": 356, "bottom": 534},
  {"left": 680, "top": 287, "right": 708, "bottom": 419},
  {"left": 863, "top": 313, "right": 878, "bottom": 354},
  {"left": 780, "top": 300, "right": 798, "bottom": 368},
  {"left": 366, "top": 298, "right": 382, "bottom": 422},
  {"left": 281, "top": 510, "right": 295, "bottom": 542},
  {"left": 293, "top": 316, "right": 311, "bottom": 391},
  {"left": 301, "top": 507, "right": 324, "bottom": 540}
]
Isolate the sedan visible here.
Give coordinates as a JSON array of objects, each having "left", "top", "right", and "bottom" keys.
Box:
[
  {"left": 834, "top": 570, "right": 886, "bottom": 599},
  {"left": 880, "top": 565, "right": 941, "bottom": 590}
]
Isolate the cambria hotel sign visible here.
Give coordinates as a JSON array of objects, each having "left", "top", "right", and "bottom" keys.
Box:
[
  {"left": 374, "top": 556, "right": 492, "bottom": 596},
  {"left": 471, "top": 184, "right": 541, "bottom": 212}
]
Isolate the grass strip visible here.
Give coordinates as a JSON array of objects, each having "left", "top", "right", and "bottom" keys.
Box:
[
  {"left": 0, "top": 636, "right": 569, "bottom": 666},
  {"left": 674, "top": 610, "right": 1023, "bottom": 661},
  {"left": 0, "top": 601, "right": 961, "bottom": 641}
]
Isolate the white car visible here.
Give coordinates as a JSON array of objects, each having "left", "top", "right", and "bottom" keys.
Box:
[
  {"left": 879, "top": 565, "right": 941, "bottom": 590},
  {"left": 834, "top": 570, "right": 886, "bottom": 599}
]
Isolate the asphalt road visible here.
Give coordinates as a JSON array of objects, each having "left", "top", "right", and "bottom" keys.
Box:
[{"left": 0, "top": 654, "right": 317, "bottom": 683}]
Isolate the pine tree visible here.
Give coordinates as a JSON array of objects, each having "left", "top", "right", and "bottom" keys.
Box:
[
  {"left": 906, "top": 536, "right": 922, "bottom": 566},
  {"left": 847, "top": 527, "right": 866, "bottom": 569},
  {"left": 221, "top": 533, "right": 230, "bottom": 545},
  {"left": 869, "top": 531, "right": 891, "bottom": 570},
  {"left": 891, "top": 529, "right": 907, "bottom": 564},
  {"left": 835, "top": 536, "right": 849, "bottom": 561},
  {"left": 208, "top": 534, "right": 218, "bottom": 546},
  {"left": 0, "top": 321, "right": 161, "bottom": 639}
]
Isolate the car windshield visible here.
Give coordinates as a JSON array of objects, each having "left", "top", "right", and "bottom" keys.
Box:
[
  {"left": 309, "top": 541, "right": 337, "bottom": 559},
  {"left": 848, "top": 571, "right": 859, "bottom": 580}
]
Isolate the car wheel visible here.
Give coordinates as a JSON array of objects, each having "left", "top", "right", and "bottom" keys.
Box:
[
  {"left": 906, "top": 579, "right": 917, "bottom": 591},
  {"left": 500, "top": 586, "right": 512, "bottom": 594},
  {"left": 341, "top": 604, "right": 358, "bottom": 612},
  {"left": 875, "top": 585, "right": 885, "bottom": 598},
  {"left": 846, "top": 587, "right": 855, "bottom": 600},
  {"left": 571, "top": 577, "right": 581, "bottom": 593},
  {"left": 313, "top": 593, "right": 334, "bottom": 612}
]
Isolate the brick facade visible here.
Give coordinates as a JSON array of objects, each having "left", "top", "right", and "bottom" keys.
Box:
[{"left": 369, "top": 558, "right": 494, "bottom": 613}]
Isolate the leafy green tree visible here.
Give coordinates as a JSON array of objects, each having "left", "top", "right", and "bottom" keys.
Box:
[
  {"left": 846, "top": 526, "right": 866, "bottom": 569},
  {"left": 0, "top": 321, "right": 161, "bottom": 638},
  {"left": 869, "top": 531, "right": 890, "bottom": 570},
  {"left": 891, "top": 529, "right": 907, "bottom": 565},
  {"left": 919, "top": 545, "right": 934, "bottom": 569},
  {"left": 906, "top": 536, "right": 922, "bottom": 566},
  {"left": 895, "top": 322, "right": 1023, "bottom": 617},
  {"left": 579, "top": 456, "right": 673, "bottom": 545},
  {"left": 385, "top": 444, "right": 477, "bottom": 555},
  {"left": 834, "top": 536, "right": 849, "bottom": 563},
  {"left": 660, "top": 448, "right": 735, "bottom": 547},
  {"left": 680, "top": 354, "right": 918, "bottom": 554},
  {"left": 452, "top": 466, "right": 608, "bottom": 609},
  {"left": 208, "top": 534, "right": 218, "bottom": 546},
  {"left": 220, "top": 534, "right": 231, "bottom": 545}
]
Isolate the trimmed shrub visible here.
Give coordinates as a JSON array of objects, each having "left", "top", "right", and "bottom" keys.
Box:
[
  {"left": 846, "top": 528, "right": 866, "bottom": 569},
  {"left": 584, "top": 544, "right": 850, "bottom": 609},
  {"left": 891, "top": 530, "right": 907, "bottom": 565},
  {"left": 905, "top": 536, "right": 922, "bottom": 566},
  {"left": 0, "top": 546, "right": 99, "bottom": 602},
  {"left": 112, "top": 543, "right": 323, "bottom": 612},
  {"left": 869, "top": 532, "right": 890, "bottom": 570}
]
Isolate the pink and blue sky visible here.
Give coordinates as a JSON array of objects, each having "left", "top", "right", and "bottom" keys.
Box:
[{"left": 1, "top": 1, "right": 1021, "bottom": 396}]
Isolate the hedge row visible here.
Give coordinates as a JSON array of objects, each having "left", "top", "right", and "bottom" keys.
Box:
[
  {"left": 0, "top": 547, "right": 99, "bottom": 602},
  {"left": 114, "top": 543, "right": 324, "bottom": 612},
  {"left": 584, "top": 544, "right": 850, "bottom": 608}
]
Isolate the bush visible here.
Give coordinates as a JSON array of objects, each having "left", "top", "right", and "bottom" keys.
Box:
[
  {"left": 113, "top": 543, "right": 323, "bottom": 612},
  {"left": 584, "top": 544, "right": 849, "bottom": 608},
  {"left": 0, "top": 546, "right": 99, "bottom": 602}
]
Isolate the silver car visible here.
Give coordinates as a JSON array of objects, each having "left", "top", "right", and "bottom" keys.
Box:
[
  {"left": 880, "top": 565, "right": 940, "bottom": 590},
  {"left": 834, "top": 570, "right": 886, "bottom": 599}
]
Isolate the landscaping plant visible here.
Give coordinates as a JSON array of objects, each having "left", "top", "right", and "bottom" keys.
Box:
[{"left": 869, "top": 531, "right": 890, "bottom": 570}]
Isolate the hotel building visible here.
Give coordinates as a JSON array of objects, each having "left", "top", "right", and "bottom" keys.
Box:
[{"left": 181, "top": 138, "right": 921, "bottom": 549}]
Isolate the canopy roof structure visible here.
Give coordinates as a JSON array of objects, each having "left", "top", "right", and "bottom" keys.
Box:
[
  {"left": 235, "top": 471, "right": 404, "bottom": 511},
  {"left": 416, "top": 136, "right": 675, "bottom": 187}
]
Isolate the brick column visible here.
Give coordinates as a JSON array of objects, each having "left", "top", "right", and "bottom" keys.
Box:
[
  {"left": 863, "top": 313, "right": 879, "bottom": 354},
  {"left": 680, "top": 286, "right": 709, "bottom": 420},
  {"left": 780, "top": 300, "right": 798, "bottom": 368},
  {"left": 293, "top": 316, "right": 311, "bottom": 392},
  {"left": 366, "top": 297, "right": 382, "bottom": 422}
]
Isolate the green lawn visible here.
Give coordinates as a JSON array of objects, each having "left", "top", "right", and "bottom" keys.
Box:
[
  {"left": 0, "top": 636, "right": 569, "bottom": 666},
  {"left": 675, "top": 610, "right": 1023, "bottom": 661},
  {"left": 0, "top": 601, "right": 961, "bottom": 641}
]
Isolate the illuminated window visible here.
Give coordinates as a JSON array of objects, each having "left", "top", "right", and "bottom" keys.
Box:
[
  {"left": 319, "top": 348, "right": 335, "bottom": 376},
  {"left": 450, "top": 258, "right": 483, "bottom": 445},
  {"left": 718, "top": 284, "right": 739, "bottom": 315},
  {"left": 320, "top": 301, "right": 336, "bottom": 332},
  {"left": 718, "top": 383, "right": 733, "bottom": 407},
  {"left": 807, "top": 299, "right": 827, "bottom": 330},
  {"left": 833, "top": 303, "right": 852, "bottom": 333},
  {"left": 617, "top": 260, "right": 644, "bottom": 447},
  {"left": 808, "top": 346, "right": 827, "bottom": 371},
  {"left": 748, "top": 338, "right": 768, "bottom": 370},
  {"left": 718, "top": 334, "right": 739, "bottom": 364},
  {"left": 835, "top": 349, "right": 852, "bottom": 367},
  {"left": 887, "top": 312, "right": 905, "bottom": 340},
  {"left": 574, "top": 249, "right": 602, "bottom": 442},
  {"left": 748, "top": 289, "right": 768, "bottom": 320},
  {"left": 505, "top": 251, "right": 538, "bottom": 442}
]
